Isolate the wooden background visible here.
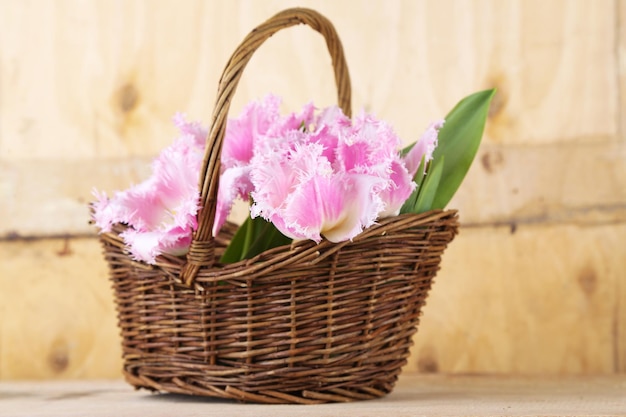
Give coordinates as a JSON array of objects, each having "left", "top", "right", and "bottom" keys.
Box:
[{"left": 1, "top": 0, "right": 624, "bottom": 379}]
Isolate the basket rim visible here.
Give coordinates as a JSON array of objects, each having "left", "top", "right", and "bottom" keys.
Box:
[{"left": 100, "top": 208, "right": 459, "bottom": 286}]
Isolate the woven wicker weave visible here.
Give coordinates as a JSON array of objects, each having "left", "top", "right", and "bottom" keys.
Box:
[{"left": 99, "top": 7, "right": 459, "bottom": 404}]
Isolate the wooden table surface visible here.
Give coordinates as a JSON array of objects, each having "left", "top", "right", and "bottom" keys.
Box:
[{"left": 2, "top": 374, "right": 625, "bottom": 417}]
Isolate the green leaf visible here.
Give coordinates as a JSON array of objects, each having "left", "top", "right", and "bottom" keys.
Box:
[
  {"left": 429, "top": 89, "right": 495, "bottom": 209},
  {"left": 400, "top": 155, "right": 427, "bottom": 214},
  {"left": 243, "top": 216, "right": 292, "bottom": 260},
  {"left": 220, "top": 216, "right": 252, "bottom": 264},
  {"left": 220, "top": 216, "right": 291, "bottom": 264},
  {"left": 413, "top": 156, "right": 444, "bottom": 213},
  {"left": 400, "top": 142, "right": 415, "bottom": 157}
]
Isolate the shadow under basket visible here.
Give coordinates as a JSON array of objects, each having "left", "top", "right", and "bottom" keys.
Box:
[{"left": 101, "top": 210, "right": 458, "bottom": 404}]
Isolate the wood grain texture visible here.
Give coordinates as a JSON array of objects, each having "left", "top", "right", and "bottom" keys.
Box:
[
  {"left": 0, "top": 0, "right": 624, "bottom": 378},
  {"left": 617, "top": 0, "right": 626, "bottom": 374},
  {"left": 0, "top": 0, "right": 617, "bottom": 160},
  {"left": 620, "top": 0, "right": 626, "bottom": 146},
  {"left": 0, "top": 159, "right": 152, "bottom": 237},
  {"left": 2, "top": 376, "right": 626, "bottom": 416},
  {"left": 0, "top": 238, "right": 122, "bottom": 379},
  {"left": 409, "top": 223, "right": 626, "bottom": 374}
]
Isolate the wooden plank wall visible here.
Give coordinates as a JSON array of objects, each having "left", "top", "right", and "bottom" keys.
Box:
[{"left": 0, "top": 0, "right": 624, "bottom": 379}]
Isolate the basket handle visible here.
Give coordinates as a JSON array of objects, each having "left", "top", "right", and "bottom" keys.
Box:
[{"left": 181, "top": 8, "right": 352, "bottom": 286}]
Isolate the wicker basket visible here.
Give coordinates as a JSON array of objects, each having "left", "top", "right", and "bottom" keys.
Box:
[{"left": 99, "top": 7, "right": 459, "bottom": 404}]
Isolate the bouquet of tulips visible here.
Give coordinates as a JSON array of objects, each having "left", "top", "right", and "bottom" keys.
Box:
[{"left": 92, "top": 90, "right": 493, "bottom": 264}]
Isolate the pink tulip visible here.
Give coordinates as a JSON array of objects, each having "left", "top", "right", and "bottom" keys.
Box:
[
  {"left": 247, "top": 104, "right": 417, "bottom": 242},
  {"left": 92, "top": 96, "right": 443, "bottom": 264},
  {"left": 283, "top": 172, "right": 386, "bottom": 242},
  {"left": 250, "top": 141, "right": 386, "bottom": 242},
  {"left": 222, "top": 94, "right": 281, "bottom": 169},
  {"left": 333, "top": 110, "right": 416, "bottom": 218},
  {"left": 213, "top": 96, "right": 315, "bottom": 235},
  {"left": 404, "top": 120, "right": 445, "bottom": 177},
  {"left": 378, "top": 160, "right": 416, "bottom": 217},
  {"left": 173, "top": 112, "right": 208, "bottom": 148},
  {"left": 92, "top": 115, "right": 204, "bottom": 263},
  {"left": 213, "top": 165, "right": 252, "bottom": 236}
]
